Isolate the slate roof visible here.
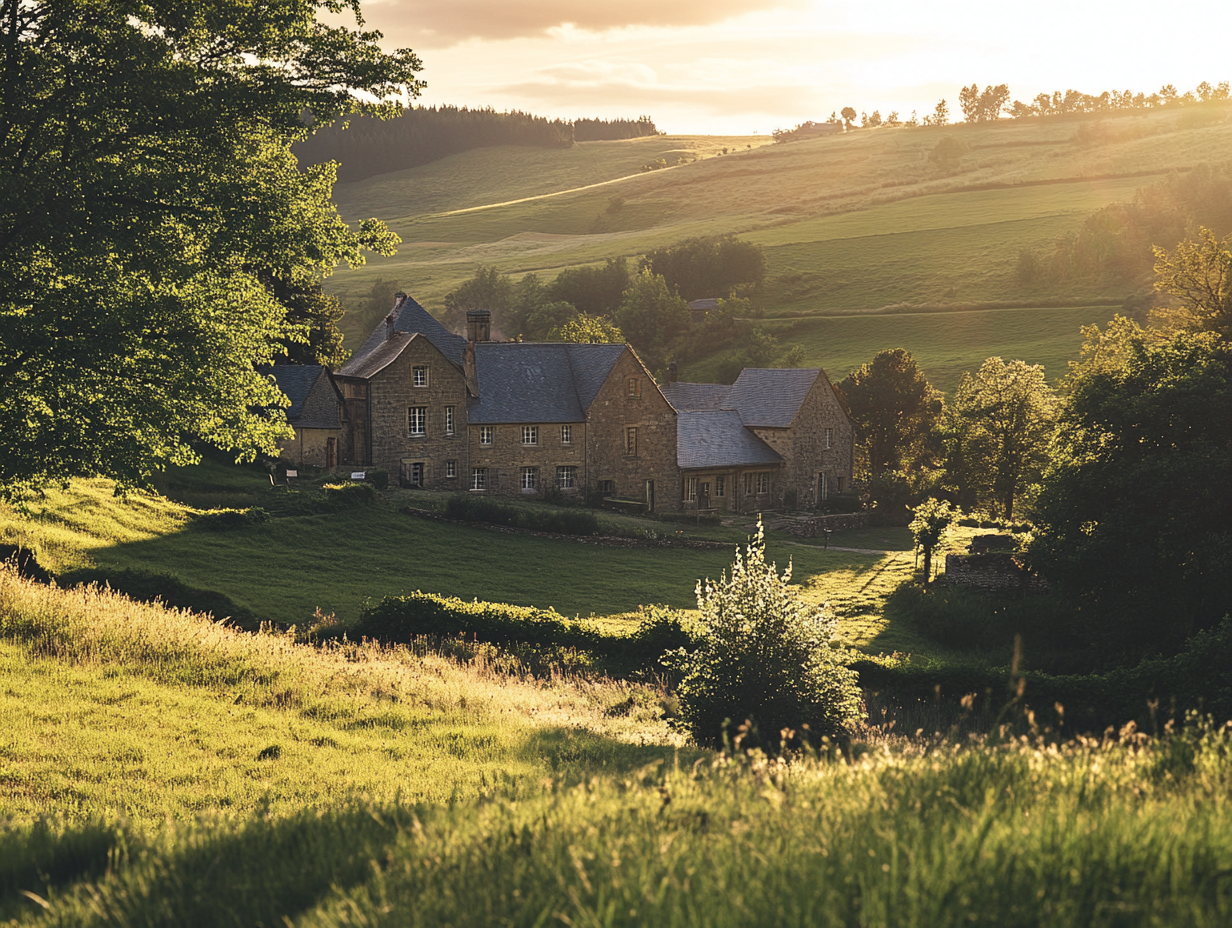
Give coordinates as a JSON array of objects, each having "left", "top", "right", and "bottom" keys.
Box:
[
  {"left": 337, "top": 295, "right": 467, "bottom": 378},
  {"left": 661, "top": 382, "right": 731, "bottom": 412},
  {"left": 677, "top": 411, "right": 782, "bottom": 469},
  {"left": 467, "top": 343, "right": 625, "bottom": 424},
  {"left": 726, "top": 368, "right": 820, "bottom": 427},
  {"left": 265, "top": 365, "right": 341, "bottom": 429}
]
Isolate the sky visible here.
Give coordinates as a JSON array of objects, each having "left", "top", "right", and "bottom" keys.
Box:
[{"left": 332, "top": 0, "right": 1232, "bottom": 136}]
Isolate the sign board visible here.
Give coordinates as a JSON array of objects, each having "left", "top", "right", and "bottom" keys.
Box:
[
  {"left": 350, "top": 471, "right": 366, "bottom": 480},
  {"left": 285, "top": 470, "right": 298, "bottom": 478}
]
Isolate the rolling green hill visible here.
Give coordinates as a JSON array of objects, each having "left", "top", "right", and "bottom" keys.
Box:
[{"left": 325, "top": 104, "right": 1232, "bottom": 389}]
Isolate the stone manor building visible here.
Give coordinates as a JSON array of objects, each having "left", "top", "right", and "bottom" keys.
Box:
[{"left": 269, "top": 294, "right": 853, "bottom": 513}]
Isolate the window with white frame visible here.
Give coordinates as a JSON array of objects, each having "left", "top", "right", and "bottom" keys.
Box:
[
  {"left": 715, "top": 475, "right": 726, "bottom": 498},
  {"left": 480, "top": 426, "right": 493, "bottom": 446},
  {"left": 560, "top": 424, "right": 572, "bottom": 444},
  {"left": 521, "top": 467, "right": 538, "bottom": 492},
  {"left": 824, "top": 427, "right": 833, "bottom": 449},
  {"left": 521, "top": 425, "right": 538, "bottom": 445},
  {"left": 445, "top": 460, "right": 457, "bottom": 478},
  {"left": 413, "top": 365, "right": 428, "bottom": 387},
  {"left": 445, "top": 406, "right": 455, "bottom": 435},
  {"left": 556, "top": 465, "right": 576, "bottom": 490},
  {"left": 470, "top": 467, "right": 487, "bottom": 490},
  {"left": 684, "top": 476, "right": 697, "bottom": 501},
  {"left": 408, "top": 406, "right": 426, "bottom": 436}
]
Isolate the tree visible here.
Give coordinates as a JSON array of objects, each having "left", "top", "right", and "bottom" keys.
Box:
[
  {"left": 269, "top": 279, "right": 350, "bottom": 369},
  {"left": 545, "top": 258, "right": 629, "bottom": 317},
  {"left": 641, "top": 235, "right": 766, "bottom": 301},
  {"left": 838, "top": 348, "right": 943, "bottom": 479},
  {"left": 0, "top": 0, "right": 420, "bottom": 501},
  {"left": 909, "top": 498, "right": 956, "bottom": 585},
  {"left": 546, "top": 314, "right": 624, "bottom": 344},
  {"left": 840, "top": 106, "right": 858, "bottom": 129},
  {"left": 940, "top": 358, "right": 1058, "bottom": 520},
  {"left": 675, "top": 521, "right": 863, "bottom": 751},
  {"left": 959, "top": 83, "right": 1010, "bottom": 122},
  {"left": 932, "top": 98, "right": 950, "bottom": 125},
  {"left": 1152, "top": 228, "right": 1232, "bottom": 340},
  {"left": 442, "top": 267, "right": 513, "bottom": 330},
  {"left": 614, "top": 269, "right": 691, "bottom": 371},
  {"left": 1030, "top": 322, "right": 1232, "bottom": 654}
]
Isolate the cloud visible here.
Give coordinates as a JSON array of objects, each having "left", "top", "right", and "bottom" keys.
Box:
[{"left": 348, "top": 0, "right": 806, "bottom": 47}]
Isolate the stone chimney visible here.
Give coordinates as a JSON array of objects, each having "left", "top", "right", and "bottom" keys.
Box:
[
  {"left": 466, "top": 309, "right": 491, "bottom": 343},
  {"left": 384, "top": 313, "right": 396, "bottom": 341},
  {"left": 668, "top": 359, "right": 679, "bottom": 384}
]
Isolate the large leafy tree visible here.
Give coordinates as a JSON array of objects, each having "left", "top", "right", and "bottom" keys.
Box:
[
  {"left": 1030, "top": 321, "right": 1232, "bottom": 654},
  {"left": 940, "top": 358, "right": 1058, "bottom": 520},
  {"left": 1151, "top": 227, "right": 1232, "bottom": 341},
  {"left": 614, "top": 269, "right": 690, "bottom": 372},
  {"left": 641, "top": 235, "right": 765, "bottom": 302},
  {"left": 837, "top": 348, "right": 943, "bottom": 479},
  {"left": 0, "top": 0, "right": 421, "bottom": 500}
]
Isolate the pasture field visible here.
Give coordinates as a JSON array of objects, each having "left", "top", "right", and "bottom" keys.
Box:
[{"left": 326, "top": 104, "right": 1232, "bottom": 386}]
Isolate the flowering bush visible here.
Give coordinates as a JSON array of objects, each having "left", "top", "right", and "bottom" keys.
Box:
[{"left": 675, "top": 521, "right": 863, "bottom": 751}]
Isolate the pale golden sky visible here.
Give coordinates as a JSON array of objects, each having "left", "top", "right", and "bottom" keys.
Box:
[{"left": 339, "top": 0, "right": 1232, "bottom": 135}]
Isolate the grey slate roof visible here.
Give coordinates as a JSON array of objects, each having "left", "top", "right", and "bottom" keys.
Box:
[
  {"left": 265, "top": 365, "right": 341, "bottom": 429},
  {"left": 677, "top": 411, "right": 783, "bottom": 469},
  {"left": 726, "top": 368, "right": 820, "bottom": 427},
  {"left": 337, "top": 295, "right": 467, "bottom": 378},
  {"left": 661, "top": 382, "right": 731, "bottom": 411},
  {"left": 468, "top": 343, "right": 625, "bottom": 424}
]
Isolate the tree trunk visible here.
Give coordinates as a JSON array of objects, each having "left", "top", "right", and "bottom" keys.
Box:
[{"left": 922, "top": 545, "right": 933, "bottom": 585}]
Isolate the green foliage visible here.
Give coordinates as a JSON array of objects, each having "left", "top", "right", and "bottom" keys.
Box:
[
  {"left": 1030, "top": 322, "right": 1232, "bottom": 655},
  {"left": 442, "top": 495, "right": 600, "bottom": 535},
  {"left": 940, "top": 357, "right": 1058, "bottom": 519},
  {"left": 0, "top": 0, "right": 420, "bottom": 502},
  {"left": 641, "top": 235, "right": 766, "bottom": 301},
  {"left": 1152, "top": 226, "right": 1232, "bottom": 340},
  {"left": 675, "top": 523, "right": 863, "bottom": 750},
  {"left": 909, "top": 498, "right": 956, "bottom": 584},
  {"left": 614, "top": 269, "right": 691, "bottom": 371},
  {"left": 838, "top": 348, "right": 943, "bottom": 478},
  {"left": 442, "top": 266, "right": 512, "bottom": 329},
  {"left": 368, "top": 470, "right": 390, "bottom": 490},
  {"left": 546, "top": 314, "right": 624, "bottom": 344},
  {"left": 543, "top": 257, "right": 630, "bottom": 317},
  {"left": 193, "top": 507, "right": 271, "bottom": 531},
  {"left": 59, "top": 566, "right": 258, "bottom": 627}
]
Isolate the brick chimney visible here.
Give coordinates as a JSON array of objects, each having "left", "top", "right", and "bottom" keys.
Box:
[
  {"left": 466, "top": 309, "right": 491, "bottom": 343},
  {"left": 668, "top": 359, "right": 679, "bottom": 384}
]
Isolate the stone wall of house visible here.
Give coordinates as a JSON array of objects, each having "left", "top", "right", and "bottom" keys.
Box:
[
  {"left": 781, "top": 512, "right": 869, "bottom": 536},
  {"left": 942, "top": 553, "right": 1049, "bottom": 593},
  {"left": 366, "top": 335, "right": 469, "bottom": 486},
  {"left": 277, "top": 428, "right": 341, "bottom": 470},
  {"left": 335, "top": 378, "right": 369, "bottom": 466},
  {"left": 586, "top": 349, "right": 679, "bottom": 511},
  {"left": 467, "top": 421, "right": 588, "bottom": 497},
  {"left": 751, "top": 373, "right": 854, "bottom": 509}
]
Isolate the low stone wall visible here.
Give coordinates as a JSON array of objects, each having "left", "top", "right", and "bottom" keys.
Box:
[
  {"left": 941, "top": 553, "right": 1049, "bottom": 593},
  {"left": 781, "top": 512, "right": 869, "bottom": 537}
]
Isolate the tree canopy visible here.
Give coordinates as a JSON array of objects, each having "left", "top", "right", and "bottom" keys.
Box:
[
  {"left": 1152, "top": 227, "right": 1232, "bottom": 341},
  {"left": 838, "top": 348, "right": 943, "bottom": 479},
  {"left": 0, "top": 0, "right": 421, "bottom": 500},
  {"left": 1030, "top": 321, "right": 1232, "bottom": 655},
  {"left": 640, "top": 235, "right": 766, "bottom": 302}
]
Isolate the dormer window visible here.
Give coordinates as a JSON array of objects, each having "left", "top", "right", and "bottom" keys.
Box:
[{"left": 413, "top": 365, "right": 428, "bottom": 387}]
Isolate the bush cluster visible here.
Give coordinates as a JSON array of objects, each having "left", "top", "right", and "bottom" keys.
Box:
[
  {"left": 442, "top": 494, "right": 600, "bottom": 535},
  {"left": 193, "top": 507, "right": 271, "bottom": 530}
]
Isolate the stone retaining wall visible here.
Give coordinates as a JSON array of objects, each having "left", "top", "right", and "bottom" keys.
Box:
[
  {"left": 781, "top": 512, "right": 869, "bottom": 536},
  {"left": 942, "top": 553, "right": 1049, "bottom": 593}
]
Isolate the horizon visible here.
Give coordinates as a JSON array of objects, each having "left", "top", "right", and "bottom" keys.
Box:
[{"left": 325, "top": 0, "right": 1232, "bottom": 135}]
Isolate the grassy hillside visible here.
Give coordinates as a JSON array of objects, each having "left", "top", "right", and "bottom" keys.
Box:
[{"left": 326, "top": 104, "right": 1232, "bottom": 387}]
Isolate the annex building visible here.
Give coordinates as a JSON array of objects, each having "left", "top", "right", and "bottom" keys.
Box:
[{"left": 269, "top": 294, "right": 853, "bottom": 513}]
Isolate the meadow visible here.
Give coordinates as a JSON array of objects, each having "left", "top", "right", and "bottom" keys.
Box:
[{"left": 325, "top": 103, "right": 1232, "bottom": 388}]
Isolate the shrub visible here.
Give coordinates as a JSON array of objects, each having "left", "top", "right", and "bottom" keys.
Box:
[
  {"left": 675, "top": 522, "right": 863, "bottom": 751},
  {"left": 319, "top": 482, "right": 377, "bottom": 510},
  {"left": 368, "top": 470, "right": 389, "bottom": 490},
  {"left": 194, "top": 507, "right": 270, "bottom": 530},
  {"left": 625, "top": 605, "right": 698, "bottom": 674}
]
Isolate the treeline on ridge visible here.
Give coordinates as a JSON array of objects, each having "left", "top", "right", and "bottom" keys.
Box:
[{"left": 294, "top": 107, "right": 659, "bottom": 183}]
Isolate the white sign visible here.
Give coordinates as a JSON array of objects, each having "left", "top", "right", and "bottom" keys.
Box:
[
  {"left": 285, "top": 470, "right": 298, "bottom": 478},
  {"left": 350, "top": 471, "right": 366, "bottom": 480}
]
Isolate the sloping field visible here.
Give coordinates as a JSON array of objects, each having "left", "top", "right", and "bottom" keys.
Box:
[{"left": 325, "top": 105, "right": 1232, "bottom": 385}]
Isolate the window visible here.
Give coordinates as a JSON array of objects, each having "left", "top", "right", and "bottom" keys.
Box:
[
  {"left": 627, "top": 377, "right": 641, "bottom": 397},
  {"left": 445, "top": 406, "right": 455, "bottom": 435},
  {"left": 625, "top": 427, "right": 637, "bottom": 456},
  {"left": 470, "top": 467, "right": 487, "bottom": 491},
  {"left": 560, "top": 424, "right": 572, "bottom": 444},
  {"left": 556, "top": 466, "right": 576, "bottom": 490},
  {"left": 480, "top": 426, "right": 494, "bottom": 446},
  {"left": 824, "top": 427, "right": 833, "bottom": 450},
  {"left": 413, "top": 366, "right": 428, "bottom": 387},
  {"left": 715, "top": 475, "right": 726, "bottom": 498},
  {"left": 408, "top": 406, "right": 426, "bottom": 436},
  {"left": 684, "top": 476, "right": 697, "bottom": 502},
  {"left": 521, "top": 425, "right": 538, "bottom": 445},
  {"left": 598, "top": 479, "right": 614, "bottom": 496},
  {"left": 521, "top": 467, "right": 538, "bottom": 492},
  {"left": 446, "top": 460, "right": 457, "bottom": 479},
  {"left": 744, "top": 472, "right": 770, "bottom": 495}
]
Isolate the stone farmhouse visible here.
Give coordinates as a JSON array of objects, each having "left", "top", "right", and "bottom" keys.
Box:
[{"left": 270, "top": 293, "right": 853, "bottom": 513}]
